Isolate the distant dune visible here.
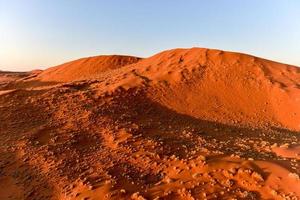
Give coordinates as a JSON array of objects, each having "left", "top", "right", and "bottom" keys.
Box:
[{"left": 37, "top": 55, "right": 141, "bottom": 82}]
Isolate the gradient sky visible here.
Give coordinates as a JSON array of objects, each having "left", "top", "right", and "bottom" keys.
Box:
[{"left": 0, "top": 0, "right": 300, "bottom": 71}]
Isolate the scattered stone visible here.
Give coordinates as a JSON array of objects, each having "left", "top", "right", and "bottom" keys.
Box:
[
  {"left": 120, "top": 189, "right": 126, "bottom": 194},
  {"left": 288, "top": 173, "right": 299, "bottom": 180}
]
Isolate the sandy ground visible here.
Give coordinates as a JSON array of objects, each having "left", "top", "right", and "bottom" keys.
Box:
[{"left": 0, "top": 48, "right": 299, "bottom": 200}]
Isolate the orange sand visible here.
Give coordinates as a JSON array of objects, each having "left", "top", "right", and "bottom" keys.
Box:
[{"left": 0, "top": 48, "right": 299, "bottom": 200}]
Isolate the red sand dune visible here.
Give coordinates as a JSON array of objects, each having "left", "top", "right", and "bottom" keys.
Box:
[
  {"left": 38, "top": 55, "right": 141, "bottom": 82},
  {"left": 0, "top": 48, "right": 299, "bottom": 200},
  {"left": 78, "top": 48, "right": 299, "bottom": 131}
]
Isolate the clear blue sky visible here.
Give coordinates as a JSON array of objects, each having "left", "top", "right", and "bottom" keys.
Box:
[{"left": 0, "top": 0, "right": 300, "bottom": 71}]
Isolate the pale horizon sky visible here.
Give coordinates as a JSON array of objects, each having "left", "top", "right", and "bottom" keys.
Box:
[{"left": 0, "top": 0, "right": 300, "bottom": 71}]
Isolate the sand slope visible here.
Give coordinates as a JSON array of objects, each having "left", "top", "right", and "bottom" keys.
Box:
[{"left": 0, "top": 48, "right": 299, "bottom": 200}]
